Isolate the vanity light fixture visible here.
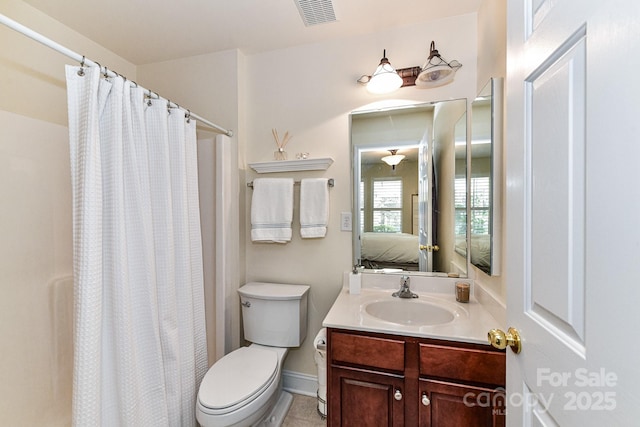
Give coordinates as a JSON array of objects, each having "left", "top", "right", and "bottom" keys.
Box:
[
  {"left": 357, "top": 42, "right": 461, "bottom": 93},
  {"left": 415, "top": 41, "right": 462, "bottom": 88},
  {"left": 381, "top": 149, "right": 405, "bottom": 170},
  {"left": 358, "top": 49, "right": 404, "bottom": 94}
]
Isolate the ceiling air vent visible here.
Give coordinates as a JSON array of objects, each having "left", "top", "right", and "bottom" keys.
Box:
[{"left": 295, "top": 0, "right": 337, "bottom": 26}]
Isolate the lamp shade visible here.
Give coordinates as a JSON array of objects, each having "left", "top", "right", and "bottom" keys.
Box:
[
  {"left": 381, "top": 150, "right": 405, "bottom": 166},
  {"left": 366, "top": 50, "right": 403, "bottom": 94},
  {"left": 416, "top": 41, "right": 462, "bottom": 89}
]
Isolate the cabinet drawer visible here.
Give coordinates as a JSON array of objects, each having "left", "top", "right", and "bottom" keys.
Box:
[
  {"left": 419, "top": 343, "right": 505, "bottom": 386},
  {"left": 330, "top": 331, "right": 405, "bottom": 372}
]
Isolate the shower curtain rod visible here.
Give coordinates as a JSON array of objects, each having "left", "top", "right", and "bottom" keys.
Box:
[{"left": 0, "top": 13, "right": 234, "bottom": 137}]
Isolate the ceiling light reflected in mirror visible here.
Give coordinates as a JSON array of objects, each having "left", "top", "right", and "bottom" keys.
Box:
[{"left": 381, "top": 149, "right": 405, "bottom": 170}]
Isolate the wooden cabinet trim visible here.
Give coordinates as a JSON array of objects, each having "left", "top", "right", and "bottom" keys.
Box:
[
  {"left": 419, "top": 343, "right": 506, "bottom": 386},
  {"left": 330, "top": 330, "right": 405, "bottom": 373}
]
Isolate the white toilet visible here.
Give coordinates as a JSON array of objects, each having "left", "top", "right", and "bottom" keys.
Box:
[{"left": 196, "top": 282, "right": 309, "bottom": 427}]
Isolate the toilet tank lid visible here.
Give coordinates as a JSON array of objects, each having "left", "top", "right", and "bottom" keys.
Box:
[{"left": 239, "top": 282, "right": 309, "bottom": 300}]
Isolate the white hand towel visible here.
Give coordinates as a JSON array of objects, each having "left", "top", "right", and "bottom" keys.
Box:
[
  {"left": 251, "top": 178, "right": 294, "bottom": 243},
  {"left": 300, "top": 178, "right": 329, "bottom": 238}
]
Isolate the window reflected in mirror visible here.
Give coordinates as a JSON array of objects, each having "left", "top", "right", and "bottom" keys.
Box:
[{"left": 470, "top": 78, "right": 503, "bottom": 276}]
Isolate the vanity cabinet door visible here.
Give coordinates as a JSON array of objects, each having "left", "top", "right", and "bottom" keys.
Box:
[
  {"left": 329, "top": 366, "right": 405, "bottom": 427},
  {"left": 418, "top": 379, "right": 505, "bottom": 427}
]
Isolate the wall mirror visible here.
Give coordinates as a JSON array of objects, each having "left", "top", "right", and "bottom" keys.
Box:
[
  {"left": 470, "top": 78, "right": 503, "bottom": 275},
  {"left": 351, "top": 99, "right": 467, "bottom": 276}
]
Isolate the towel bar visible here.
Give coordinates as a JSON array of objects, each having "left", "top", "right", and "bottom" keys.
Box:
[{"left": 247, "top": 178, "right": 334, "bottom": 188}]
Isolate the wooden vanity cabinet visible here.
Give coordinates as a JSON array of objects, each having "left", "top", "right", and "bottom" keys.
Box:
[
  {"left": 418, "top": 343, "right": 506, "bottom": 426},
  {"left": 327, "top": 331, "right": 407, "bottom": 426},
  {"left": 330, "top": 366, "right": 405, "bottom": 426},
  {"left": 418, "top": 380, "right": 504, "bottom": 427},
  {"left": 327, "top": 328, "right": 505, "bottom": 427}
]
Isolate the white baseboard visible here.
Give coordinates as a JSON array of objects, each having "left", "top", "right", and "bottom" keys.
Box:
[{"left": 282, "top": 370, "right": 318, "bottom": 397}]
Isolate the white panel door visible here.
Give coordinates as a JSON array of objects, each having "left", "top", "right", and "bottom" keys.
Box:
[{"left": 505, "top": 0, "right": 640, "bottom": 425}]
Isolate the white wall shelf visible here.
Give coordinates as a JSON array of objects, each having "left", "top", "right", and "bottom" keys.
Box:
[{"left": 248, "top": 157, "right": 334, "bottom": 173}]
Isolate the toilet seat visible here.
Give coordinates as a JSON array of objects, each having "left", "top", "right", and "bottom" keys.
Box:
[{"left": 198, "top": 346, "right": 278, "bottom": 415}]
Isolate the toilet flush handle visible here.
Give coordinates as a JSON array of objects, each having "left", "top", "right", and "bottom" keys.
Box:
[{"left": 241, "top": 300, "right": 251, "bottom": 308}]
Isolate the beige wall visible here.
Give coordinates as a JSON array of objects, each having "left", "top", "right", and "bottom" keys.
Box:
[
  {"left": 473, "top": 0, "right": 507, "bottom": 303},
  {"left": 140, "top": 12, "right": 481, "bottom": 378},
  {"left": 0, "top": 1, "right": 135, "bottom": 425},
  {"left": 0, "top": 110, "right": 73, "bottom": 426},
  {"left": 477, "top": 0, "right": 507, "bottom": 90},
  {"left": 0, "top": 0, "right": 135, "bottom": 126},
  {"left": 243, "top": 14, "right": 478, "bottom": 375},
  {"left": 1, "top": 1, "right": 507, "bottom": 423}
]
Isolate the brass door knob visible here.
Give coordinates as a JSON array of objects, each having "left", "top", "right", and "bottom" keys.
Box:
[
  {"left": 419, "top": 245, "right": 440, "bottom": 252},
  {"left": 488, "top": 327, "right": 522, "bottom": 354}
]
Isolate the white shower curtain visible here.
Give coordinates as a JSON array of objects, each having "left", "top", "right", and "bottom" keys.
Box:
[{"left": 66, "top": 65, "right": 207, "bottom": 426}]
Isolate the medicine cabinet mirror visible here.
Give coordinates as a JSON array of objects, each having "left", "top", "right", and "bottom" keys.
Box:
[
  {"left": 470, "top": 77, "right": 503, "bottom": 275},
  {"left": 351, "top": 99, "right": 468, "bottom": 276}
]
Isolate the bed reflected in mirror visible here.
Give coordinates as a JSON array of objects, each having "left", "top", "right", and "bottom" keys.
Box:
[{"left": 351, "top": 99, "right": 467, "bottom": 276}]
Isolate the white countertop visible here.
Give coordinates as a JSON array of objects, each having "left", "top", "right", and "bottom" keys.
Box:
[{"left": 322, "top": 272, "right": 501, "bottom": 345}]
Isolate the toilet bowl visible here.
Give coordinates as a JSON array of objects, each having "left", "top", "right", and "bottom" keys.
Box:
[
  {"left": 196, "top": 282, "right": 309, "bottom": 427},
  {"left": 196, "top": 345, "right": 288, "bottom": 427}
]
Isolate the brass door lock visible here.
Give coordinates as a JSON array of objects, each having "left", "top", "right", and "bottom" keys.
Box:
[{"left": 488, "top": 327, "right": 522, "bottom": 354}]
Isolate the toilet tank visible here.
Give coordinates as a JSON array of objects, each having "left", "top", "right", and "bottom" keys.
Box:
[{"left": 238, "top": 282, "right": 309, "bottom": 347}]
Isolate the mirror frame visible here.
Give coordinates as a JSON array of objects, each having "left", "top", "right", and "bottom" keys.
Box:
[{"left": 470, "top": 77, "right": 503, "bottom": 276}]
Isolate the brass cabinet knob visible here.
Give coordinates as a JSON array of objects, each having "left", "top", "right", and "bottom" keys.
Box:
[
  {"left": 488, "top": 327, "right": 522, "bottom": 354},
  {"left": 419, "top": 245, "right": 440, "bottom": 252}
]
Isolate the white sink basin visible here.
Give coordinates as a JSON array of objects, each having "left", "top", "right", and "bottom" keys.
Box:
[{"left": 364, "top": 299, "right": 456, "bottom": 326}]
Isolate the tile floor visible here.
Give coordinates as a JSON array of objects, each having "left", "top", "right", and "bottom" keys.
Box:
[{"left": 282, "top": 393, "right": 326, "bottom": 426}]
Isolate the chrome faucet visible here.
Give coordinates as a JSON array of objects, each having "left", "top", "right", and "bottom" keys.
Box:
[{"left": 392, "top": 275, "right": 418, "bottom": 299}]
